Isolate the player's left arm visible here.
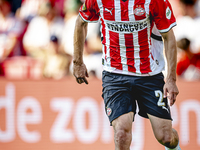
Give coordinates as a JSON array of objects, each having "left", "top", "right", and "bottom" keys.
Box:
[{"left": 161, "top": 29, "right": 179, "bottom": 106}]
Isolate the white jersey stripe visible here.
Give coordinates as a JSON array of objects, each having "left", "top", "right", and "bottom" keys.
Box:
[
  {"left": 102, "top": 41, "right": 106, "bottom": 62},
  {"left": 128, "top": 0, "right": 135, "bottom": 21},
  {"left": 133, "top": 32, "right": 141, "bottom": 74},
  {"left": 115, "top": 0, "right": 121, "bottom": 22},
  {"left": 96, "top": 0, "right": 103, "bottom": 18},
  {"left": 97, "top": 0, "right": 112, "bottom": 70},
  {"left": 105, "top": 25, "right": 111, "bottom": 69},
  {"left": 144, "top": 0, "right": 151, "bottom": 16},
  {"left": 115, "top": 0, "right": 127, "bottom": 72},
  {"left": 119, "top": 33, "right": 128, "bottom": 72},
  {"left": 144, "top": 0, "right": 153, "bottom": 72}
]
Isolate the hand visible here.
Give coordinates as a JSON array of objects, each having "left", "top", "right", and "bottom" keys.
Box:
[
  {"left": 73, "top": 62, "right": 89, "bottom": 84},
  {"left": 163, "top": 80, "right": 179, "bottom": 106}
]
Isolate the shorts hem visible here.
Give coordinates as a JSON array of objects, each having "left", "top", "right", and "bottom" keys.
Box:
[
  {"left": 138, "top": 112, "right": 172, "bottom": 121},
  {"left": 109, "top": 111, "right": 136, "bottom": 126}
]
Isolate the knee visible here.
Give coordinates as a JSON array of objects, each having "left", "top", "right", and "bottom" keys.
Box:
[
  {"left": 114, "top": 128, "right": 132, "bottom": 145},
  {"left": 157, "top": 133, "right": 172, "bottom": 146},
  {"left": 156, "top": 129, "right": 179, "bottom": 148},
  {"left": 112, "top": 112, "right": 134, "bottom": 148}
]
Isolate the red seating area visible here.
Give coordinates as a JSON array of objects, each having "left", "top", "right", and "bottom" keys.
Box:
[{"left": 1, "top": 56, "right": 43, "bottom": 79}]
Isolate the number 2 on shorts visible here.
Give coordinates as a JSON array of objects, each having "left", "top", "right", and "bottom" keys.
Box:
[{"left": 155, "top": 90, "right": 165, "bottom": 107}]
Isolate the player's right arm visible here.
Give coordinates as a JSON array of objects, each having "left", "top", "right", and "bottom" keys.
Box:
[
  {"left": 73, "top": 15, "right": 89, "bottom": 84},
  {"left": 73, "top": 0, "right": 99, "bottom": 84}
]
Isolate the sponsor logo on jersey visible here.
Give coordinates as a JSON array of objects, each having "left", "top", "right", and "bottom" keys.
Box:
[
  {"left": 134, "top": 7, "right": 145, "bottom": 16},
  {"left": 166, "top": 7, "right": 171, "bottom": 19},
  {"left": 106, "top": 20, "right": 148, "bottom": 33},
  {"left": 107, "top": 107, "right": 112, "bottom": 116}
]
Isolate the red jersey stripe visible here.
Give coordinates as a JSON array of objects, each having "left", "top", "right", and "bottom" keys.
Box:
[
  {"left": 125, "top": 33, "right": 136, "bottom": 73},
  {"left": 138, "top": 28, "right": 151, "bottom": 73},
  {"left": 100, "top": 18, "right": 107, "bottom": 60},
  {"left": 120, "top": 0, "right": 129, "bottom": 21},
  {"left": 103, "top": 0, "right": 115, "bottom": 21},
  {"left": 109, "top": 31, "right": 122, "bottom": 70}
]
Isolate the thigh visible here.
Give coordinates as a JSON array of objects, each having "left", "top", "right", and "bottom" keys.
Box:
[
  {"left": 136, "top": 73, "right": 172, "bottom": 120},
  {"left": 147, "top": 114, "right": 172, "bottom": 140},
  {"left": 102, "top": 71, "right": 137, "bottom": 125}
]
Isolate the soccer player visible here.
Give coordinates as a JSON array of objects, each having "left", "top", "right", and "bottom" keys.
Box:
[{"left": 73, "top": 0, "right": 181, "bottom": 150}]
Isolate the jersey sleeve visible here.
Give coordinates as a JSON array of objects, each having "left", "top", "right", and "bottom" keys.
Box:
[
  {"left": 79, "top": 0, "right": 100, "bottom": 22},
  {"left": 150, "top": 0, "right": 176, "bottom": 33}
]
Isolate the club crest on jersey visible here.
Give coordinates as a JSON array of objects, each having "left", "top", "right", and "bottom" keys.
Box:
[
  {"left": 107, "top": 107, "right": 112, "bottom": 116},
  {"left": 133, "top": 7, "right": 145, "bottom": 16}
]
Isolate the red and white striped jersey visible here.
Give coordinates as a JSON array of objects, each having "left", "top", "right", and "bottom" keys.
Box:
[{"left": 79, "top": 0, "right": 176, "bottom": 76}]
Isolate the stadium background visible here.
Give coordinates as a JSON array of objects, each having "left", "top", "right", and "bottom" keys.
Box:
[{"left": 0, "top": 0, "right": 200, "bottom": 150}]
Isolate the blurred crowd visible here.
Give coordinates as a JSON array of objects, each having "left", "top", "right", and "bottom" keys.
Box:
[
  {"left": 0, "top": 0, "right": 199, "bottom": 81},
  {"left": 0, "top": 0, "right": 102, "bottom": 79},
  {"left": 173, "top": 0, "right": 200, "bottom": 81}
]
